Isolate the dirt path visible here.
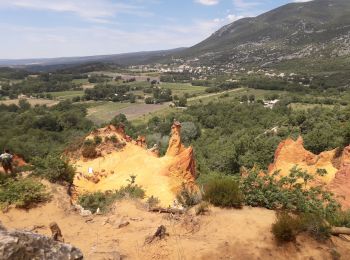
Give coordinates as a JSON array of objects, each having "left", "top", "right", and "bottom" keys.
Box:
[
  {"left": 188, "top": 88, "right": 245, "bottom": 102},
  {"left": 1, "top": 183, "right": 349, "bottom": 260}
]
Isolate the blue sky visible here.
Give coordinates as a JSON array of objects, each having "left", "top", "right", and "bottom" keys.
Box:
[{"left": 0, "top": 0, "right": 312, "bottom": 59}]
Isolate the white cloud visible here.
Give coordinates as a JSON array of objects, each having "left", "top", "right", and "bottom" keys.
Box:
[
  {"left": 0, "top": 0, "right": 149, "bottom": 23},
  {"left": 293, "top": 0, "right": 313, "bottom": 2},
  {"left": 227, "top": 14, "right": 244, "bottom": 22},
  {"left": 195, "top": 0, "right": 219, "bottom": 6},
  {"left": 233, "top": 0, "right": 260, "bottom": 10},
  {"left": 0, "top": 16, "right": 229, "bottom": 59}
]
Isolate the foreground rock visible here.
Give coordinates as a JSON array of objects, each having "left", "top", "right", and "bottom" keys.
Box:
[{"left": 0, "top": 222, "right": 83, "bottom": 260}]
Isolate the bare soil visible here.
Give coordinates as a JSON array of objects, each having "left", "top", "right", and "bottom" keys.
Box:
[{"left": 1, "top": 183, "right": 349, "bottom": 260}]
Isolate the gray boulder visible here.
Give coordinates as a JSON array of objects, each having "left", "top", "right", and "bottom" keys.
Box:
[{"left": 0, "top": 222, "right": 83, "bottom": 260}]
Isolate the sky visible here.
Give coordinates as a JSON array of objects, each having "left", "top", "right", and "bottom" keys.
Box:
[{"left": 0, "top": 0, "right": 312, "bottom": 59}]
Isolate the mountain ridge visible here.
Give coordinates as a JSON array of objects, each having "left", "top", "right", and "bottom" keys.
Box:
[{"left": 175, "top": 0, "right": 350, "bottom": 70}]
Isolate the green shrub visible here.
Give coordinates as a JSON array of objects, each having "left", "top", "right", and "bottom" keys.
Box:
[
  {"left": 203, "top": 177, "right": 243, "bottom": 208},
  {"left": 240, "top": 167, "right": 340, "bottom": 217},
  {"left": 272, "top": 212, "right": 302, "bottom": 243},
  {"left": 176, "top": 183, "right": 202, "bottom": 208},
  {"left": 147, "top": 196, "right": 160, "bottom": 208},
  {"left": 195, "top": 201, "right": 210, "bottom": 215},
  {"left": 328, "top": 210, "right": 350, "bottom": 228},
  {"left": 82, "top": 144, "right": 97, "bottom": 159},
  {"left": 116, "top": 184, "right": 145, "bottom": 199},
  {"left": 78, "top": 180, "right": 146, "bottom": 214},
  {"left": 78, "top": 191, "right": 115, "bottom": 213},
  {"left": 110, "top": 135, "right": 118, "bottom": 143},
  {"left": 272, "top": 211, "right": 332, "bottom": 244},
  {"left": 32, "top": 154, "right": 76, "bottom": 184},
  {"left": 94, "top": 136, "right": 102, "bottom": 145},
  {"left": 300, "top": 213, "right": 331, "bottom": 241},
  {"left": 0, "top": 178, "right": 50, "bottom": 209}
]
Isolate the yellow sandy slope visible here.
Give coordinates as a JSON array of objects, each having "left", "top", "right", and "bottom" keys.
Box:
[{"left": 72, "top": 123, "right": 196, "bottom": 207}]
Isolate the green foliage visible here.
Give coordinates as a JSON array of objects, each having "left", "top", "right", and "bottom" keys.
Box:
[
  {"left": 272, "top": 212, "right": 301, "bottom": 243},
  {"left": 84, "top": 84, "right": 134, "bottom": 102},
  {"left": 327, "top": 210, "right": 350, "bottom": 228},
  {"left": 203, "top": 177, "right": 243, "bottom": 208},
  {"left": 180, "top": 122, "right": 200, "bottom": 145},
  {"left": 272, "top": 211, "right": 332, "bottom": 244},
  {"left": 126, "top": 174, "right": 137, "bottom": 185},
  {"left": 195, "top": 201, "right": 210, "bottom": 215},
  {"left": 82, "top": 144, "right": 98, "bottom": 159},
  {"left": 300, "top": 213, "right": 331, "bottom": 241},
  {"left": 110, "top": 114, "right": 136, "bottom": 137},
  {"left": 116, "top": 183, "right": 145, "bottom": 199},
  {"left": 93, "top": 136, "right": 102, "bottom": 145},
  {"left": 78, "top": 179, "right": 145, "bottom": 213},
  {"left": 240, "top": 167, "right": 340, "bottom": 217},
  {"left": 0, "top": 177, "right": 50, "bottom": 209},
  {"left": 0, "top": 101, "right": 92, "bottom": 161},
  {"left": 176, "top": 183, "right": 202, "bottom": 208},
  {"left": 32, "top": 154, "right": 76, "bottom": 184},
  {"left": 78, "top": 191, "right": 115, "bottom": 213},
  {"left": 146, "top": 196, "right": 160, "bottom": 208}
]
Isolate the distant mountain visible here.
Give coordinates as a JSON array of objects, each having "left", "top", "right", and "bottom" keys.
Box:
[
  {"left": 0, "top": 48, "right": 186, "bottom": 69},
  {"left": 1, "top": 0, "right": 349, "bottom": 74},
  {"left": 176, "top": 0, "right": 350, "bottom": 72}
]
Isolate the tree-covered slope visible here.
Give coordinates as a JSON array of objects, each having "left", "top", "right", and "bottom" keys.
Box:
[{"left": 177, "top": 0, "right": 350, "bottom": 71}]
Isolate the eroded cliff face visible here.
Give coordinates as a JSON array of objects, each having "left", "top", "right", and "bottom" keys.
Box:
[
  {"left": 269, "top": 136, "right": 350, "bottom": 208},
  {"left": 71, "top": 122, "right": 196, "bottom": 206}
]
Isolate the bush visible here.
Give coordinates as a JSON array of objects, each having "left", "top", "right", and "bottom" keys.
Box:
[
  {"left": 147, "top": 196, "right": 160, "bottom": 208},
  {"left": 82, "top": 144, "right": 97, "bottom": 159},
  {"left": 195, "top": 201, "right": 210, "bottom": 215},
  {"left": 78, "top": 191, "right": 115, "bottom": 213},
  {"left": 0, "top": 177, "right": 50, "bottom": 209},
  {"left": 203, "top": 177, "right": 243, "bottom": 208},
  {"left": 272, "top": 211, "right": 332, "bottom": 244},
  {"left": 300, "top": 213, "right": 331, "bottom": 241},
  {"left": 94, "top": 136, "right": 102, "bottom": 145},
  {"left": 176, "top": 183, "right": 202, "bottom": 208},
  {"left": 32, "top": 154, "right": 76, "bottom": 184},
  {"left": 328, "top": 210, "right": 350, "bottom": 228},
  {"left": 272, "top": 212, "right": 302, "bottom": 243},
  {"left": 78, "top": 183, "right": 146, "bottom": 214},
  {"left": 240, "top": 167, "right": 340, "bottom": 216},
  {"left": 116, "top": 184, "right": 145, "bottom": 199}
]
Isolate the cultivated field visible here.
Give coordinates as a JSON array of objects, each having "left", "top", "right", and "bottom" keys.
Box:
[
  {"left": 0, "top": 98, "right": 58, "bottom": 107},
  {"left": 160, "top": 82, "right": 207, "bottom": 96},
  {"left": 50, "top": 90, "right": 84, "bottom": 100},
  {"left": 86, "top": 101, "right": 169, "bottom": 125},
  {"left": 86, "top": 102, "right": 132, "bottom": 125}
]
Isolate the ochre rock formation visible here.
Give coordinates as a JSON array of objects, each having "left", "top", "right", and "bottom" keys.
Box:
[
  {"left": 71, "top": 123, "right": 196, "bottom": 206},
  {"left": 269, "top": 136, "right": 350, "bottom": 208}
]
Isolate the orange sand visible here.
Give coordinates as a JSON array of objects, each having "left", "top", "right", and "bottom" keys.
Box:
[
  {"left": 2, "top": 183, "right": 349, "bottom": 260},
  {"left": 72, "top": 123, "right": 196, "bottom": 207}
]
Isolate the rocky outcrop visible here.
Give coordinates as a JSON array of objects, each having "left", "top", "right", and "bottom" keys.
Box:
[
  {"left": 167, "top": 121, "right": 196, "bottom": 179},
  {"left": 329, "top": 145, "right": 350, "bottom": 209},
  {"left": 268, "top": 136, "right": 338, "bottom": 183},
  {"left": 0, "top": 222, "right": 83, "bottom": 260},
  {"left": 269, "top": 137, "right": 350, "bottom": 209},
  {"left": 71, "top": 122, "right": 197, "bottom": 207}
]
